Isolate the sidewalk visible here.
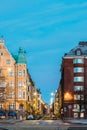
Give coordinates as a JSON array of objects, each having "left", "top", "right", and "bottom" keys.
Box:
[
  {"left": 0, "top": 118, "right": 23, "bottom": 124},
  {"left": 64, "top": 119, "right": 87, "bottom": 125}
]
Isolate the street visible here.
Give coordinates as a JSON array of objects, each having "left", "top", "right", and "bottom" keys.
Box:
[{"left": 0, "top": 119, "right": 87, "bottom": 130}]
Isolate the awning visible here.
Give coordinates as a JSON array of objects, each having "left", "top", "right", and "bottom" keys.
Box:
[
  {"left": 8, "top": 111, "right": 16, "bottom": 116},
  {"left": 0, "top": 111, "right": 6, "bottom": 116}
]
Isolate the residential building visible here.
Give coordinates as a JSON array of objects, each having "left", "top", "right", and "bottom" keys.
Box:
[
  {"left": 54, "top": 86, "right": 62, "bottom": 118},
  {"left": 0, "top": 38, "right": 44, "bottom": 119},
  {"left": 61, "top": 41, "right": 87, "bottom": 119}
]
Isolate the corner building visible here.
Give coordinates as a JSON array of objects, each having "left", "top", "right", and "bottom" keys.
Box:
[
  {"left": 0, "top": 38, "right": 34, "bottom": 118},
  {"left": 61, "top": 42, "right": 87, "bottom": 119}
]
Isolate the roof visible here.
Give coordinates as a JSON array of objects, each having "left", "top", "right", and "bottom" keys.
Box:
[
  {"left": 12, "top": 47, "right": 27, "bottom": 64},
  {"left": 64, "top": 41, "right": 87, "bottom": 57}
]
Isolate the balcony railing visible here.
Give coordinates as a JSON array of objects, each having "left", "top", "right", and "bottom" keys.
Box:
[{"left": 0, "top": 86, "right": 6, "bottom": 89}]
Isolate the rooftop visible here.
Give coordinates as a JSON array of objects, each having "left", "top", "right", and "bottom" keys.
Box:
[{"left": 64, "top": 41, "right": 87, "bottom": 57}]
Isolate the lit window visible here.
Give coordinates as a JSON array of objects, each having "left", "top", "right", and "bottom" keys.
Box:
[
  {"left": 80, "top": 113, "right": 84, "bottom": 118},
  {"left": 74, "top": 77, "right": 84, "bottom": 82},
  {"left": 74, "top": 95, "right": 84, "bottom": 100},
  {"left": 74, "top": 67, "right": 84, "bottom": 73},
  {"left": 74, "top": 59, "right": 84, "bottom": 64},
  {"left": 74, "top": 86, "right": 84, "bottom": 91},
  {"left": 74, "top": 104, "right": 80, "bottom": 110}
]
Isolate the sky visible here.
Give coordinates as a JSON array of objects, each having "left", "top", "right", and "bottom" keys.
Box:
[{"left": 0, "top": 0, "right": 87, "bottom": 104}]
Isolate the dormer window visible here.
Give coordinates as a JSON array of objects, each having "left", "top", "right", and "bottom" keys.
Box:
[{"left": 75, "top": 49, "right": 81, "bottom": 56}]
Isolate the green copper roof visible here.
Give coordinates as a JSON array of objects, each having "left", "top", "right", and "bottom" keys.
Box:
[
  {"left": 12, "top": 47, "right": 27, "bottom": 64},
  {"left": 16, "top": 47, "right": 26, "bottom": 64}
]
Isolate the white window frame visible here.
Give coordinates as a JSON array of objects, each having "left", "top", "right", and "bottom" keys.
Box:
[
  {"left": 74, "top": 58, "right": 84, "bottom": 64},
  {"left": 18, "top": 70, "right": 22, "bottom": 76},
  {"left": 9, "top": 92, "right": 14, "bottom": 99},
  {"left": 74, "top": 67, "right": 84, "bottom": 73},
  {"left": 74, "top": 77, "right": 84, "bottom": 82}
]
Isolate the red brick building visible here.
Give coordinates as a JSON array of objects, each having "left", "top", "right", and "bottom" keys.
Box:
[{"left": 61, "top": 42, "right": 87, "bottom": 119}]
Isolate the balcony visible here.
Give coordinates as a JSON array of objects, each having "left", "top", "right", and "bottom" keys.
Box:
[{"left": 0, "top": 86, "right": 6, "bottom": 90}]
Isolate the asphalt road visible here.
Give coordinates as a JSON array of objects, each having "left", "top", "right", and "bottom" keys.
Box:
[{"left": 0, "top": 120, "right": 87, "bottom": 130}]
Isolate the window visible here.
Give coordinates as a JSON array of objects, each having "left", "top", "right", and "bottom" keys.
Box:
[
  {"left": 74, "top": 94, "right": 84, "bottom": 100},
  {"left": 28, "top": 86, "right": 31, "bottom": 92},
  {"left": 0, "top": 53, "right": 3, "bottom": 56},
  {"left": 18, "top": 70, "right": 22, "bottom": 76},
  {"left": 9, "top": 70, "right": 14, "bottom": 76},
  {"left": 9, "top": 81, "right": 14, "bottom": 87},
  {"left": 0, "top": 82, "right": 6, "bottom": 88},
  {"left": 80, "top": 113, "right": 84, "bottom": 118},
  {"left": 18, "top": 70, "right": 26, "bottom": 76},
  {"left": 76, "top": 49, "right": 81, "bottom": 56},
  {"left": 0, "top": 70, "right": 2, "bottom": 76},
  {"left": 74, "top": 58, "right": 84, "bottom": 64},
  {"left": 74, "top": 104, "right": 80, "bottom": 111},
  {"left": 74, "top": 67, "right": 84, "bottom": 73},
  {"left": 0, "top": 104, "right": 3, "bottom": 109},
  {"left": 23, "top": 91, "right": 26, "bottom": 99},
  {"left": 6, "top": 59, "right": 11, "bottom": 64},
  {"left": 74, "top": 77, "right": 84, "bottom": 82},
  {"left": 9, "top": 92, "right": 14, "bottom": 99},
  {"left": 74, "top": 113, "right": 78, "bottom": 118},
  {"left": 9, "top": 103, "right": 15, "bottom": 110},
  {"left": 18, "top": 90, "right": 22, "bottom": 99},
  {"left": 18, "top": 81, "right": 22, "bottom": 87},
  {"left": 23, "top": 70, "right": 26, "bottom": 76},
  {"left": 28, "top": 95, "right": 31, "bottom": 101},
  {"left": 74, "top": 86, "right": 84, "bottom": 91},
  {"left": 0, "top": 93, "right": 3, "bottom": 97}
]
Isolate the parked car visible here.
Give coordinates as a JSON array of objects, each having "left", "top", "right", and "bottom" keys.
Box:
[{"left": 26, "top": 115, "right": 34, "bottom": 120}]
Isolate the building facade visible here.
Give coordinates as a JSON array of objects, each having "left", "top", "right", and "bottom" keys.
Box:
[
  {"left": 0, "top": 38, "right": 45, "bottom": 119},
  {"left": 61, "top": 42, "right": 87, "bottom": 119}
]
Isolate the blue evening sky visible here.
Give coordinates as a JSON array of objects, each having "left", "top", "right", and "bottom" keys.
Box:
[{"left": 0, "top": 0, "right": 87, "bottom": 104}]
